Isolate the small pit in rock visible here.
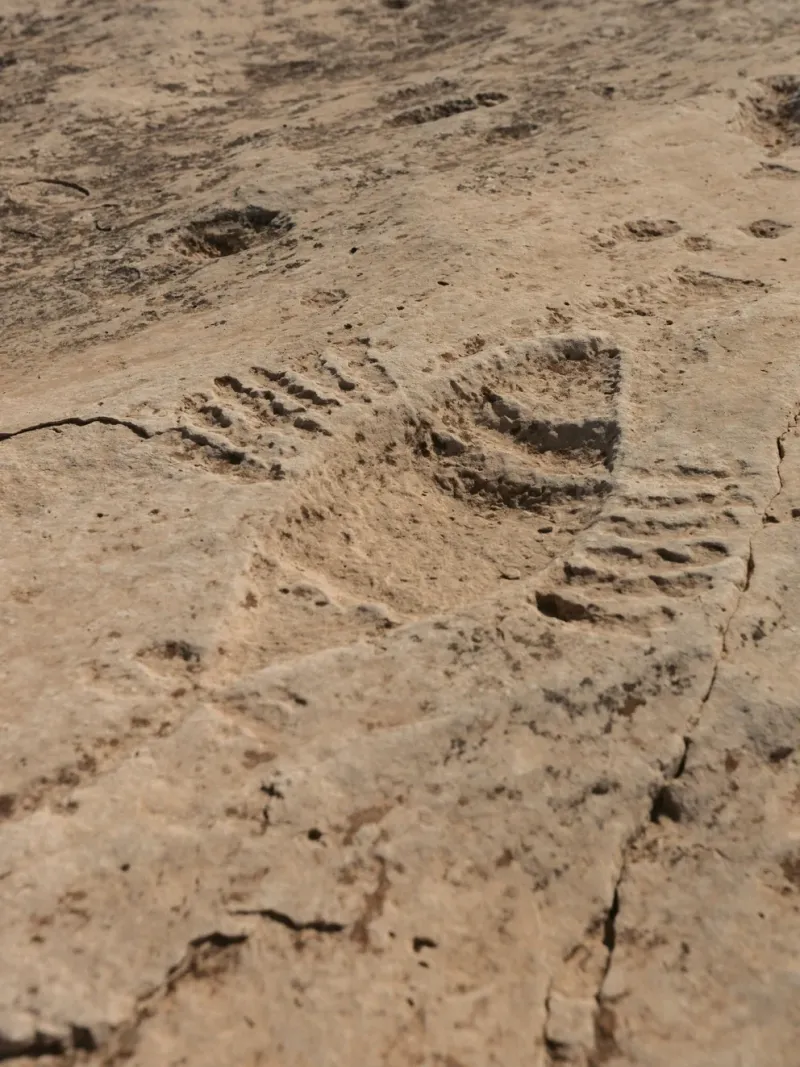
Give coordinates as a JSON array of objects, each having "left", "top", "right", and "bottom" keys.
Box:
[
  {"left": 742, "top": 75, "right": 800, "bottom": 150},
  {"left": 181, "top": 206, "right": 293, "bottom": 258},
  {"left": 624, "top": 218, "right": 681, "bottom": 240},
  {"left": 747, "top": 219, "right": 792, "bottom": 238}
]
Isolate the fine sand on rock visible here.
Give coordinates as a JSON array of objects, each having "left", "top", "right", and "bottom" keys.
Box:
[{"left": 1, "top": 1, "right": 800, "bottom": 1064}]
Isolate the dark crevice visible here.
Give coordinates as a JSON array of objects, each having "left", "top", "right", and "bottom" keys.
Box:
[
  {"left": 0, "top": 414, "right": 153, "bottom": 443},
  {"left": 544, "top": 1035, "right": 569, "bottom": 1063},
  {"left": 649, "top": 784, "right": 683, "bottom": 823},
  {"left": 0, "top": 929, "right": 249, "bottom": 1062},
  {"left": 187, "top": 931, "right": 247, "bottom": 951},
  {"left": 69, "top": 1025, "right": 97, "bottom": 1053},
  {"left": 230, "top": 908, "right": 345, "bottom": 934},
  {"left": 674, "top": 736, "right": 690, "bottom": 778},
  {"left": 0, "top": 1031, "right": 66, "bottom": 1062},
  {"left": 744, "top": 545, "right": 755, "bottom": 587},
  {"left": 767, "top": 408, "right": 799, "bottom": 510},
  {"left": 601, "top": 888, "right": 619, "bottom": 954},
  {"left": 699, "top": 662, "right": 719, "bottom": 708},
  {"left": 590, "top": 859, "right": 626, "bottom": 1066},
  {"left": 535, "top": 590, "right": 596, "bottom": 623},
  {"left": 163, "top": 930, "right": 248, "bottom": 991},
  {"left": 0, "top": 414, "right": 258, "bottom": 468},
  {"left": 544, "top": 856, "right": 626, "bottom": 1064},
  {"left": 17, "top": 177, "right": 90, "bottom": 196},
  {"left": 412, "top": 936, "right": 438, "bottom": 952}
]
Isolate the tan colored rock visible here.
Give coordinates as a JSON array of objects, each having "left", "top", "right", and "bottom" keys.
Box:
[{"left": 1, "top": 0, "right": 800, "bottom": 1064}]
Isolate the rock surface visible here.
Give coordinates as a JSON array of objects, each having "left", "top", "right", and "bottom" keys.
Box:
[{"left": 1, "top": 0, "right": 799, "bottom": 1064}]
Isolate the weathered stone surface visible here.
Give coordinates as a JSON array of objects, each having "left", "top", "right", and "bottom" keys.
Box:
[{"left": 1, "top": 0, "right": 799, "bottom": 1063}]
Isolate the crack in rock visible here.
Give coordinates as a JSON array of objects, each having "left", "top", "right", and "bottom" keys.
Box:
[
  {"left": 543, "top": 850, "right": 628, "bottom": 1065},
  {"left": 0, "top": 413, "right": 258, "bottom": 468},
  {"left": 0, "top": 931, "right": 246, "bottom": 1063},
  {"left": 0, "top": 1030, "right": 67, "bottom": 1062},
  {"left": 0, "top": 414, "right": 153, "bottom": 443},
  {"left": 229, "top": 908, "right": 346, "bottom": 934},
  {"left": 585, "top": 403, "right": 800, "bottom": 1064},
  {"left": 688, "top": 403, "right": 800, "bottom": 736}
]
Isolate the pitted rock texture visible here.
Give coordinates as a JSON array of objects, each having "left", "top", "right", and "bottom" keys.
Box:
[{"left": 1, "top": 0, "right": 799, "bottom": 1064}]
